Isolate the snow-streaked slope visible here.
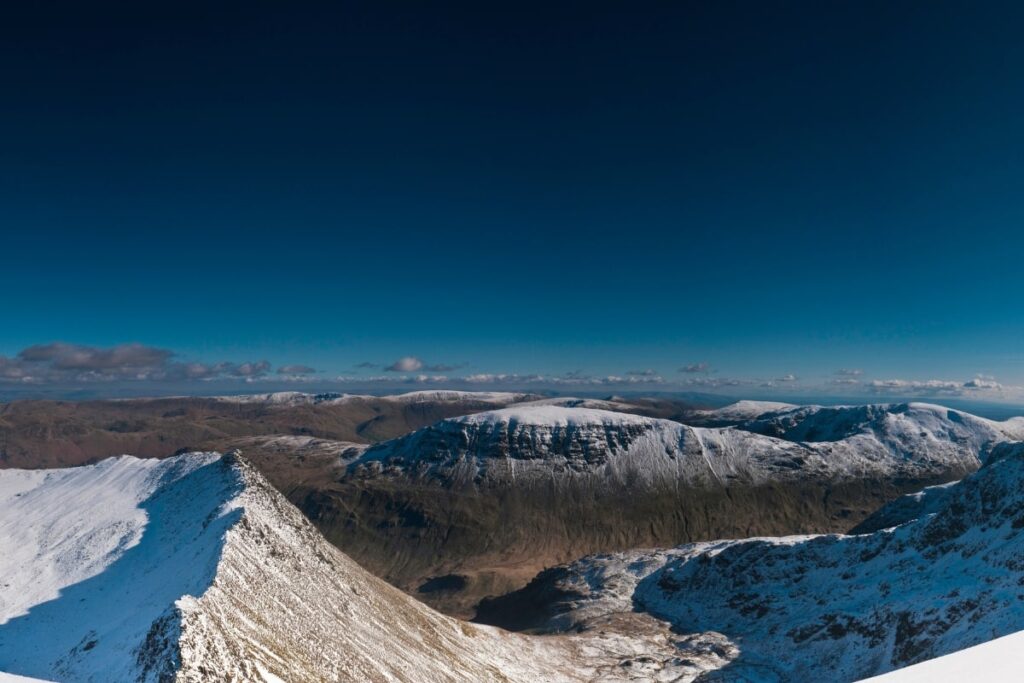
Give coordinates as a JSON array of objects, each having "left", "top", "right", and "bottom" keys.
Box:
[
  {"left": 0, "top": 453, "right": 699, "bottom": 682},
  {"left": 0, "top": 453, "right": 235, "bottom": 682},
  {"left": 504, "top": 440, "right": 1024, "bottom": 681},
  {"left": 859, "top": 629, "right": 1024, "bottom": 682},
  {"left": 849, "top": 480, "right": 959, "bottom": 534},
  {"left": 691, "top": 399, "right": 798, "bottom": 423},
  {"left": 738, "top": 401, "right": 1024, "bottom": 446},
  {"left": 224, "top": 434, "right": 367, "bottom": 461},
  {"left": 516, "top": 396, "right": 646, "bottom": 412},
  {"left": 0, "top": 454, "right": 223, "bottom": 625},
  {"left": 350, "top": 403, "right": 1016, "bottom": 490}
]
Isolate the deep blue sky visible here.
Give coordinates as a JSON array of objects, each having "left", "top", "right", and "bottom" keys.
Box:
[{"left": 3, "top": 1, "right": 1024, "bottom": 401}]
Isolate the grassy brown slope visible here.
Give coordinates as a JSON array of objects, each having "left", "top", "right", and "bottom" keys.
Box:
[
  {"left": 290, "top": 470, "right": 967, "bottom": 617},
  {"left": 0, "top": 395, "right": 544, "bottom": 468}
]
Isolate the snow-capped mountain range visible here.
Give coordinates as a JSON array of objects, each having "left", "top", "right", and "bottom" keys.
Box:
[
  {"left": 350, "top": 402, "right": 1024, "bottom": 489},
  {"left": 5, "top": 397, "right": 1024, "bottom": 681},
  {"left": 476, "top": 440, "right": 1024, "bottom": 681},
  {"left": 0, "top": 452, "right": 701, "bottom": 683},
  {"left": 326, "top": 400, "right": 1024, "bottom": 617}
]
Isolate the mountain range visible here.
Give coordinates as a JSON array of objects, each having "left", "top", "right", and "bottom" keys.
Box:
[
  {"left": 327, "top": 401, "right": 1023, "bottom": 613},
  {"left": 3, "top": 391, "right": 1024, "bottom": 680}
]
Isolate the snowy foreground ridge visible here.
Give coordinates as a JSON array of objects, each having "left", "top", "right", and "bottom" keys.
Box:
[
  {"left": 0, "top": 453, "right": 698, "bottom": 682},
  {"left": 859, "top": 628, "right": 1024, "bottom": 682}
]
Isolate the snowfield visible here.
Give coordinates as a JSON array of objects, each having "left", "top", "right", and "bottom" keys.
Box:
[{"left": 0, "top": 453, "right": 704, "bottom": 682}]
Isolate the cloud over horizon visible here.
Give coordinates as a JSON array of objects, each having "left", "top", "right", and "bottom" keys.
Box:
[
  {"left": 277, "top": 364, "right": 317, "bottom": 375},
  {"left": 867, "top": 376, "right": 1007, "bottom": 396},
  {"left": 0, "top": 343, "right": 273, "bottom": 385},
  {"left": 384, "top": 356, "right": 462, "bottom": 373},
  {"left": 1, "top": 342, "right": 1021, "bottom": 405},
  {"left": 679, "top": 362, "right": 710, "bottom": 374}
]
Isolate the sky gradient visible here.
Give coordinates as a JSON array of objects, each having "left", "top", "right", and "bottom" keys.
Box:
[{"left": 3, "top": 2, "right": 1024, "bottom": 402}]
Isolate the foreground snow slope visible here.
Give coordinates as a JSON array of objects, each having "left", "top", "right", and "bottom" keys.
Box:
[
  {"left": 0, "top": 453, "right": 697, "bottom": 682},
  {"left": 352, "top": 402, "right": 1024, "bottom": 489},
  {"left": 859, "top": 629, "right": 1024, "bottom": 682},
  {"left": 493, "top": 440, "right": 1024, "bottom": 681}
]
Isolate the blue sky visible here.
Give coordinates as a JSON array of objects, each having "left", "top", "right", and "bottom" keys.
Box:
[{"left": 2, "top": 2, "right": 1024, "bottom": 402}]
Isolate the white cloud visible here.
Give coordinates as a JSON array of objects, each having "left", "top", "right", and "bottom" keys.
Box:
[
  {"left": 385, "top": 356, "right": 424, "bottom": 372},
  {"left": 0, "top": 342, "right": 274, "bottom": 385},
  {"left": 867, "top": 376, "right": 1006, "bottom": 396},
  {"left": 683, "top": 376, "right": 744, "bottom": 388},
  {"left": 462, "top": 372, "right": 663, "bottom": 386},
  {"left": 679, "top": 362, "right": 710, "bottom": 374},
  {"left": 963, "top": 377, "right": 1003, "bottom": 390}
]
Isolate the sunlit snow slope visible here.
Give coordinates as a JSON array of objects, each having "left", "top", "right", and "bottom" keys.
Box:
[
  {"left": 0, "top": 452, "right": 696, "bottom": 682},
  {"left": 858, "top": 629, "right": 1024, "bottom": 682}
]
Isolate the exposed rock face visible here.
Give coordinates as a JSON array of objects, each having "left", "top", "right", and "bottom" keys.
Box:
[
  {"left": 479, "top": 441, "right": 1024, "bottom": 681},
  {"left": 325, "top": 403, "right": 1022, "bottom": 615}
]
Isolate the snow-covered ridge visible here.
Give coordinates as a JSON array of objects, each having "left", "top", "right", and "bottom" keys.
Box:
[
  {"left": 456, "top": 405, "right": 654, "bottom": 427},
  {"left": 737, "top": 401, "right": 1024, "bottom": 443},
  {"left": 508, "top": 440, "right": 1024, "bottom": 681},
  {"left": 0, "top": 453, "right": 702, "bottom": 682},
  {"left": 0, "top": 453, "right": 233, "bottom": 682},
  {"left": 349, "top": 402, "right": 1020, "bottom": 488},
  {"left": 225, "top": 434, "right": 367, "bottom": 461},
  {"left": 692, "top": 399, "right": 798, "bottom": 422},
  {"left": 0, "top": 454, "right": 224, "bottom": 626},
  {"left": 515, "top": 396, "right": 646, "bottom": 412}
]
